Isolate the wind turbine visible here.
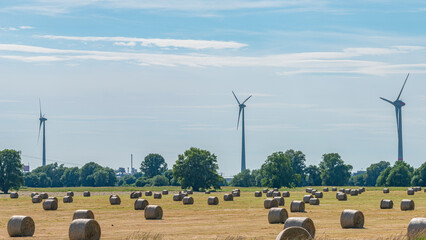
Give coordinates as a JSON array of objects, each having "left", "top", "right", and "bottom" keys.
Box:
[
  {"left": 232, "top": 91, "right": 252, "bottom": 172},
  {"left": 38, "top": 99, "right": 47, "bottom": 166},
  {"left": 380, "top": 73, "right": 409, "bottom": 161}
]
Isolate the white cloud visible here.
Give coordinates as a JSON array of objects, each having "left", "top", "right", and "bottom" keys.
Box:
[
  {"left": 0, "top": 26, "right": 34, "bottom": 31},
  {"left": 37, "top": 35, "right": 248, "bottom": 50},
  {"left": 114, "top": 41, "right": 136, "bottom": 47},
  {"left": 19, "top": 26, "right": 34, "bottom": 29}
]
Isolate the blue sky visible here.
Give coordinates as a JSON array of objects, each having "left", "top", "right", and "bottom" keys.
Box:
[{"left": 1, "top": 0, "right": 426, "bottom": 176}]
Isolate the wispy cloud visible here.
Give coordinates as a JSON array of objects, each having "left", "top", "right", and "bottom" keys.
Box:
[
  {"left": 0, "top": 26, "right": 34, "bottom": 31},
  {"left": 37, "top": 35, "right": 248, "bottom": 50}
]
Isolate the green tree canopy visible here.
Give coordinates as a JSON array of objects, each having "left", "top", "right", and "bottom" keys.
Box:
[
  {"left": 376, "top": 166, "right": 391, "bottom": 186},
  {"left": 230, "top": 169, "right": 256, "bottom": 187},
  {"left": 32, "top": 162, "right": 67, "bottom": 187},
  {"left": 376, "top": 161, "right": 414, "bottom": 187},
  {"left": 60, "top": 167, "right": 80, "bottom": 187},
  {"left": 80, "top": 162, "right": 116, "bottom": 187},
  {"left": 411, "top": 162, "right": 426, "bottom": 186},
  {"left": 305, "top": 165, "right": 322, "bottom": 186},
  {"left": 285, "top": 149, "right": 306, "bottom": 186},
  {"left": 150, "top": 175, "right": 169, "bottom": 186},
  {"left": 319, "top": 153, "right": 352, "bottom": 186},
  {"left": 140, "top": 153, "right": 168, "bottom": 178},
  {"left": 172, "top": 147, "right": 222, "bottom": 191},
  {"left": 0, "top": 149, "right": 24, "bottom": 193},
  {"left": 260, "top": 152, "right": 294, "bottom": 188},
  {"left": 364, "top": 161, "right": 390, "bottom": 186},
  {"left": 349, "top": 173, "right": 366, "bottom": 186}
]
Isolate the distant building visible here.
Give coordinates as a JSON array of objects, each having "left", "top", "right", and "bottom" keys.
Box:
[
  {"left": 23, "top": 165, "right": 30, "bottom": 173},
  {"left": 352, "top": 170, "right": 366, "bottom": 176}
]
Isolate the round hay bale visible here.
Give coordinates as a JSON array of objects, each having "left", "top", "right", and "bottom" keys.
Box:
[
  {"left": 73, "top": 210, "right": 95, "bottom": 220},
  {"left": 32, "top": 195, "right": 42, "bottom": 203},
  {"left": 144, "top": 205, "right": 163, "bottom": 220},
  {"left": 336, "top": 193, "right": 347, "bottom": 201},
  {"left": 109, "top": 195, "right": 121, "bottom": 205},
  {"left": 350, "top": 189, "right": 358, "bottom": 196},
  {"left": 7, "top": 215, "right": 35, "bottom": 237},
  {"left": 332, "top": 187, "right": 337, "bottom": 191},
  {"left": 268, "top": 207, "right": 288, "bottom": 224},
  {"left": 134, "top": 199, "right": 149, "bottom": 210},
  {"left": 179, "top": 191, "right": 188, "bottom": 197},
  {"left": 290, "top": 201, "right": 305, "bottom": 212},
  {"left": 359, "top": 187, "right": 365, "bottom": 193},
  {"left": 264, "top": 198, "right": 279, "bottom": 209},
  {"left": 309, "top": 198, "right": 320, "bottom": 205},
  {"left": 284, "top": 217, "right": 315, "bottom": 238},
  {"left": 263, "top": 188, "right": 269, "bottom": 193},
  {"left": 154, "top": 193, "right": 162, "bottom": 199},
  {"left": 187, "top": 189, "right": 193, "bottom": 194},
  {"left": 311, "top": 190, "right": 317, "bottom": 195},
  {"left": 232, "top": 190, "right": 240, "bottom": 197},
  {"left": 273, "top": 188, "right": 279, "bottom": 191},
  {"left": 413, "top": 187, "right": 419, "bottom": 192},
  {"left": 31, "top": 192, "right": 38, "bottom": 198},
  {"left": 305, "top": 188, "right": 312, "bottom": 193},
  {"left": 83, "top": 191, "right": 90, "bottom": 197},
  {"left": 145, "top": 191, "right": 152, "bottom": 196},
  {"left": 282, "top": 191, "right": 290, "bottom": 197},
  {"left": 424, "top": 188, "right": 426, "bottom": 193},
  {"left": 339, "top": 188, "right": 344, "bottom": 192},
  {"left": 276, "top": 227, "right": 312, "bottom": 240},
  {"left": 380, "top": 199, "right": 393, "bottom": 209},
  {"left": 182, "top": 196, "right": 194, "bottom": 205},
  {"left": 207, "top": 196, "right": 219, "bottom": 205},
  {"left": 63, "top": 196, "right": 73, "bottom": 203},
  {"left": 383, "top": 188, "right": 390, "bottom": 193},
  {"left": 162, "top": 190, "right": 168, "bottom": 195},
  {"left": 407, "top": 218, "right": 426, "bottom": 240},
  {"left": 234, "top": 189, "right": 241, "bottom": 194},
  {"left": 205, "top": 191, "right": 210, "bottom": 194},
  {"left": 254, "top": 191, "right": 262, "bottom": 197},
  {"left": 314, "top": 191, "right": 323, "bottom": 198},
  {"left": 224, "top": 194, "right": 233, "bottom": 201},
  {"left": 340, "top": 209, "right": 364, "bottom": 228},
  {"left": 136, "top": 191, "right": 142, "bottom": 197},
  {"left": 67, "top": 191, "right": 74, "bottom": 197},
  {"left": 266, "top": 191, "right": 273, "bottom": 197},
  {"left": 274, "top": 196, "right": 285, "bottom": 206},
  {"left": 48, "top": 196, "right": 58, "bottom": 202},
  {"left": 10, "top": 192, "right": 19, "bottom": 199},
  {"left": 323, "top": 187, "right": 329, "bottom": 192},
  {"left": 408, "top": 188, "right": 415, "bottom": 195},
  {"left": 69, "top": 219, "right": 101, "bottom": 240},
  {"left": 303, "top": 195, "right": 312, "bottom": 203},
  {"left": 130, "top": 192, "right": 139, "bottom": 199},
  {"left": 43, "top": 199, "right": 58, "bottom": 210},
  {"left": 173, "top": 194, "right": 183, "bottom": 201},
  {"left": 40, "top": 193, "right": 48, "bottom": 199},
  {"left": 401, "top": 199, "right": 415, "bottom": 211},
  {"left": 344, "top": 189, "right": 351, "bottom": 194},
  {"left": 273, "top": 191, "right": 281, "bottom": 197},
  {"left": 358, "top": 188, "right": 363, "bottom": 194}
]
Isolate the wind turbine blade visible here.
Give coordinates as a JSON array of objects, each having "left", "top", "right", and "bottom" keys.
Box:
[
  {"left": 232, "top": 91, "right": 241, "bottom": 105},
  {"left": 242, "top": 95, "right": 252, "bottom": 104},
  {"left": 38, "top": 120, "right": 42, "bottom": 143},
  {"left": 396, "top": 73, "right": 409, "bottom": 100},
  {"left": 237, "top": 107, "right": 242, "bottom": 129},
  {"left": 39, "top": 98, "right": 42, "bottom": 118},
  {"left": 380, "top": 97, "right": 394, "bottom": 105}
]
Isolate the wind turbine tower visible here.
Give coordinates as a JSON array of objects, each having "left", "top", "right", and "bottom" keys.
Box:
[
  {"left": 38, "top": 100, "right": 47, "bottom": 166},
  {"left": 232, "top": 91, "right": 252, "bottom": 172},
  {"left": 380, "top": 73, "right": 409, "bottom": 161}
]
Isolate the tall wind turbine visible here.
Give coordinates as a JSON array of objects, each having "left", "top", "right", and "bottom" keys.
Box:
[
  {"left": 232, "top": 91, "right": 252, "bottom": 172},
  {"left": 38, "top": 99, "right": 47, "bottom": 166},
  {"left": 380, "top": 73, "right": 409, "bottom": 161}
]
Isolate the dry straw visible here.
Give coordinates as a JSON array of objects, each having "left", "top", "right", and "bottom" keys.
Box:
[
  {"left": 311, "top": 190, "right": 317, "bottom": 195},
  {"left": 208, "top": 196, "right": 219, "bottom": 205},
  {"left": 67, "top": 191, "right": 74, "bottom": 197},
  {"left": 263, "top": 188, "right": 269, "bottom": 193},
  {"left": 162, "top": 190, "right": 168, "bottom": 195},
  {"left": 187, "top": 189, "right": 193, "bottom": 194},
  {"left": 69, "top": 219, "right": 101, "bottom": 240},
  {"left": 407, "top": 217, "right": 426, "bottom": 240},
  {"left": 254, "top": 191, "right": 262, "bottom": 197},
  {"left": 340, "top": 209, "right": 364, "bottom": 228},
  {"left": 32, "top": 195, "right": 42, "bottom": 203},
  {"left": 130, "top": 192, "right": 139, "bottom": 199},
  {"left": 290, "top": 201, "right": 305, "bottom": 212},
  {"left": 40, "top": 193, "right": 48, "bottom": 199},
  {"left": 73, "top": 210, "right": 95, "bottom": 220},
  {"left": 232, "top": 190, "right": 240, "bottom": 197},
  {"left": 83, "top": 191, "right": 90, "bottom": 197},
  {"left": 305, "top": 188, "right": 312, "bottom": 193},
  {"left": 63, "top": 196, "right": 73, "bottom": 203},
  {"left": 332, "top": 187, "right": 337, "bottom": 191},
  {"left": 224, "top": 194, "right": 234, "bottom": 201},
  {"left": 10, "top": 192, "right": 19, "bottom": 199},
  {"left": 173, "top": 194, "right": 183, "bottom": 201},
  {"left": 31, "top": 192, "right": 38, "bottom": 198},
  {"left": 43, "top": 199, "right": 58, "bottom": 210},
  {"left": 314, "top": 191, "right": 323, "bottom": 198},
  {"left": 303, "top": 195, "right": 312, "bottom": 203},
  {"left": 407, "top": 188, "right": 414, "bottom": 195},
  {"left": 383, "top": 188, "right": 390, "bottom": 193},
  {"left": 274, "top": 196, "right": 285, "bottom": 206},
  {"left": 266, "top": 191, "right": 273, "bottom": 197},
  {"left": 264, "top": 198, "right": 279, "bottom": 209},
  {"left": 154, "top": 193, "right": 162, "bottom": 199},
  {"left": 309, "top": 198, "right": 320, "bottom": 205},
  {"left": 276, "top": 227, "right": 312, "bottom": 240},
  {"left": 284, "top": 217, "right": 315, "bottom": 238},
  {"left": 7, "top": 215, "right": 35, "bottom": 237},
  {"left": 273, "top": 191, "right": 281, "bottom": 197},
  {"left": 134, "top": 199, "right": 149, "bottom": 210},
  {"left": 344, "top": 189, "right": 351, "bottom": 194},
  {"left": 182, "top": 196, "right": 194, "bottom": 205},
  {"left": 323, "top": 187, "right": 329, "bottom": 192},
  {"left": 401, "top": 199, "right": 415, "bottom": 211},
  {"left": 205, "top": 191, "right": 211, "bottom": 194},
  {"left": 145, "top": 191, "right": 153, "bottom": 196},
  {"left": 268, "top": 207, "right": 288, "bottom": 224},
  {"left": 380, "top": 199, "right": 393, "bottom": 209},
  {"left": 282, "top": 191, "right": 290, "bottom": 197},
  {"left": 336, "top": 193, "right": 347, "bottom": 201},
  {"left": 350, "top": 189, "right": 359, "bottom": 196},
  {"left": 110, "top": 195, "right": 121, "bottom": 205},
  {"left": 144, "top": 205, "right": 163, "bottom": 220}
]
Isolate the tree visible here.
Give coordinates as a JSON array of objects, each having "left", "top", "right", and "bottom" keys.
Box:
[
  {"left": 411, "top": 162, "right": 426, "bottom": 186},
  {"left": 260, "top": 152, "right": 293, "bottom": 188},
  {"left": 376, "top": 167, "right": 391, "bottom": 186},
  {"left": 80, "top": 162, "right": 102, "bottom": 186},
  {"left": 285, "top": 150, "right": 306, "bottom": 186},
  {"left": 173, "top": 147, "right": 222, "bottom": 191},
  {"left": 24, "top": 172, "right": 40, "bottom": 187},
  {"left": 349, "top": 173, "right": 366, "bottom": 186},
  {"left": 140, "top": 154, "right": 168, "bottom": 178},
  {"left": 80, "top": 162, "right": 116, "bottom": 187},
  {"left": 150, "top": 175, "right": 169, "bottom": 186},
  {"left": 319, "top": 153, "right": 352, "bottom": 186},
  {"left": 386, "top": 162, "right": 412, "bottom": 186},
  {"left": 0, "top": 149, "right": 24, "bottom": 193},
  {"left": 38, "top": 172, "right": 52, "bottom": 187},
  {"left": 305, "top": 165, "right": 322, "bottom": 186},
  {"left": 60, "top": 167, "right": 80, "bottom": 187},
  {"left": 135, "top": 177, "right": 149, "bottom": 187},
  {"left": 123, "top": 175, "right": 136, "bottom": 185},
  {"left": 230, "top": 169, "right": 255, "bottom": 187},
  {"left": 365, "top": 161, "right": 390, "bottom": 186},
  {"left": 32, "top": 163, "right": 67, "bottom": 187}
]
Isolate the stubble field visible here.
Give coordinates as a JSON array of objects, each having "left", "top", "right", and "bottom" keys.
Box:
[{"left": 0, "top": 187, "right": 424, "bottom": 239}]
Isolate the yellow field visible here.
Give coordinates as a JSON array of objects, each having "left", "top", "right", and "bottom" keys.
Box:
[{"left": 0, "top": 188, "right": 425, "bottom": 239}]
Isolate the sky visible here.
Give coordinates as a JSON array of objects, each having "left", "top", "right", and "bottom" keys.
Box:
[{"left": 0, "top": 0, "right": 426, "bottom": 176}]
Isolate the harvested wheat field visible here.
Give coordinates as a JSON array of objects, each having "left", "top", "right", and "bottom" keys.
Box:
[{"left": 0, "top": 187, "right": 424, "bottom": 239}]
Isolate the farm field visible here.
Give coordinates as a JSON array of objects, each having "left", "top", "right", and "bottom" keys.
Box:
[{"left": 0, "top": 187, "right": 424, "bottom": 239}]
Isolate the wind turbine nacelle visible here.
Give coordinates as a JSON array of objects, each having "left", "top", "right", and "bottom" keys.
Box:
[
  {"left": 240, "top": 104, "right": 246, "bottom": 108},
  {"left": 394, "top": 100, "right": 405, "bottom": 107}
]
